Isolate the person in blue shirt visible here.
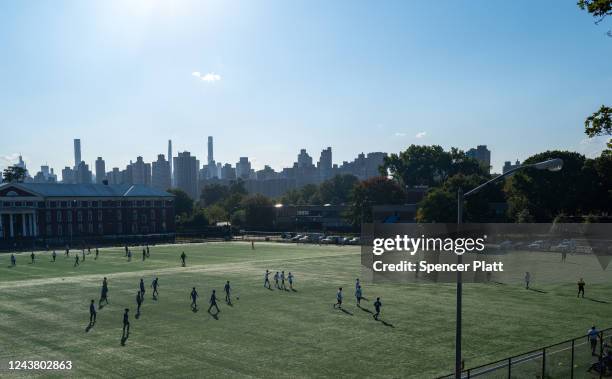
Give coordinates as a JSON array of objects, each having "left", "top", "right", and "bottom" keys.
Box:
[
  {"left": 89, "top": 299, "right": 97, "bottom": 325},
  {"left": 280, "top": 271, "right": 286, "bottom": 290},
  {"left": 373, "top": 297, "right": 382, "bottom": 320},
  {"left": 588, "top": 326, "right": 600, "bottom": 356},
  {"left": 333, "top": 287, "right": 343, "bottom": 309},
  {"left": 95, "top": 248, "right": 99, "bottom": 260},
  {"left": 74, "top": 255, "right": 80, "bottom": 267},
  {"left": 288, "top": 272, "right": 294, "bottom": 290},
  {"left": 190, "top": 287, "right": 198, "bottom": 310},
  {"left": 208, "top": 289, "right": 220, "bottom": 314},
  {"left": 274, "top": 272, "right": 280, "bottom": 289},
  {"left": 139, "top": 278, "right": 146, "bottom": 300},
  {"left": 10, "top": 254, "right": 16, "bottom": 266},
  {"left": 51, "top": 250, "right": 57, "bottom": 262},
  {"left": 136, "top": 291, "right": 143, "bottom": 314},
  {"left": 180, "top": 252, "right": 186, "bottom": 267},
  {"left": 355, "top": 285, "right": 363, "bottom": 306}
]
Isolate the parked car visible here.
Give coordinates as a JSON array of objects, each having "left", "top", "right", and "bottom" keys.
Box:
[
  {"left": 321, "top": 236, "right": 335, "bottom": 244},
  {"left": 348, "top": 237, "right": 360, "bottom": 245},
  {"left": 291, "top": 234, "right": 303, "bottom": 242}
]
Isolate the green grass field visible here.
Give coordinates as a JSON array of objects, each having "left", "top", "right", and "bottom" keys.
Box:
[{"left": 1, "top": 242, "right": 611, "bottom": 378}]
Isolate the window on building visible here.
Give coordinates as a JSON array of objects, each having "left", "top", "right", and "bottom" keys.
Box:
[
  {"left": 98, "top": 210, "right": 102, "bottom": 221},
  {"left": 88, "top": 223, "right": 93, "bottom": 234},
  {"left": 57, "top": 225, "right": 63, "bottom": 236},
  {"left": 67, "top": 212, "right": 72, "bottom": 222},
  {"left": 98, "top": 223, "right": 103, "bottom": 234},
  {"left": 117, "top": 210, "right": 122, "bottom": 220},
  {"left": 77, "top": 211, "right": 83, "bottom": 222},
  {"left": 132, "top": 210, "right": 138, "bottom": 220},
  {"left": 88, "top": 210, "right": 93, "bottom": 221},
  {"left": 132, "top": 223, "right": 138, "bottom": 234},
  {"left": 150, "top": 210, "right": 156, "bottom": 220},
  {"left": 46, "top": 211, "right": 51, "bottom": 223},
  {"left": 60, "top": 201, "right": 67, "bottom": 208},
  {"left": 46, "top": 225, "right": 52, "bottom": 236},
  {"left": 142, "top": 214, "right": 147, "bottom": 224},
  {"left": 78, "top": 224, "right": 83, "bottom": 233},
  {"left": 56, "top": 211, "right": 62, "bottom": 222}
]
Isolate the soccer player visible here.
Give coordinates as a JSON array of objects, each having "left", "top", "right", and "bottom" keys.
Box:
[
  {"left": 142, "top": 248, "right": 146, "bottom": 261},
  {"left": 87, "top": 247, "right": 91, "bottom": 255},
  {"left": 124, "top": 245, "right": 128, "bottom": 257},
  {"left": 224, "top": 281, "right": 231, "bottom": 304},
  {"left": 65, "top": 247, "right": 69, "bottom": 257},
  {"left": 100, "top": 285, "right": 109, "bottom": 306},
  {"left": 588, "top": 326, "right": 599, "bottom": 356},
  {"left": 180, "top": 252, "right": 186, "bottom": 267},
  {"left": 89, "top": 299, "right": 97, "bottom": 325},
  {"left": 208, "top": 289, "right": 220, "bottom": 314},
  {"left": 333, "top": 287, "right": 343, "bottom": 309},
  {"left": 82, "top": 249, "right": 86, "bottom": 262},
  {"left": 355, "top": 285, "right": 363, "bottom": 306},
  {"left": 139, "top": 278, "right": 146, "bottom": 299},
  {"left": 355, "top": 278, "right": 360, "bottom": 291},
  {"left": 525, "top": 272, "right": 531, "bottom": 290},
  {"left": 280, "top": 271, "right": 286, "bottom": 290},
  {"left": 274, "top": 272, "right": 280, "bottom": 289},
  {"left": 127, "top": 250, "right": 132, "bottom": 262},
  {"left": 190, "top": 287, "right": 199, "bottom": 310},
  {"left": 146, "top": 245, "right": 150, "bottom": 257},
  {"left": 52, "top": 250, "right": 57, "bottom": 262},
  {"left": 288, "top": 272, "right": 294, "bottom": 290},
  {"left": 95, "top": 248, "right": 99, "bottom": 260},
  {"left": 136, "top": 291, "right": 143, "bottom": 314},
  {"left": 10, "top": 254, "right": 16, "bottom": 267},
  {"left": 122, "top": 309, "right": 130, "bottom": 337},
  {"left": 264, "top": 270, "right": 271, "bottom": 289},
  {"left": 74, "top": 255, "right": 80, "bottom": 267},
  {"left": 251, "top": 241, "right": 255, "bottom": 250},
  {"left": 152, "top": 277, "right": 159, "bottom": 298},
  {"left": 578, "top": 278, "right": 586, "bottom": 298},
  {"left": 30, "top": 252, "right": 35, "bottom": 264},
  {"left": 373, "top": 297, "right": 382, "bottom": 320}
]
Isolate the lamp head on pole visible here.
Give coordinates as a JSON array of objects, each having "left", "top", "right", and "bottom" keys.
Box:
[{"left": 532, "top": 158, "right": 563, "bottom": 172}]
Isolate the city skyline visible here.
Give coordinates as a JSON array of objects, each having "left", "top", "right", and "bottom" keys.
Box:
[{"left": 1, "top": 1, "right": 611, "bottom": 174}]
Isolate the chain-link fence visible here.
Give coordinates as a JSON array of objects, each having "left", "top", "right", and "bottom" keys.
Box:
[{"left": 438, "top": 328, "right": 612, "bottom": 378}]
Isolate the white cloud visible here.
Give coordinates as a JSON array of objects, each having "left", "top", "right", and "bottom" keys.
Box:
[
  {"left": 415, "top": 131, "right": 427, "bottom": 139},
  {"left": 394, "top": 132, "right": 407, "bottom": 137},
  {"left": 192, "top": 71, "right": 221, "bottom": 83}
]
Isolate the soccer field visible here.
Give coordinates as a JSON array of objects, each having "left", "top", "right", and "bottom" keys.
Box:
[{"left": 1, "top": 242, "right": 611, "bottom": 378}]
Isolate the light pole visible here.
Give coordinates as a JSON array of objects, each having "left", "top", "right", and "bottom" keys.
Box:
[{"left": 454, "top": 158, "right": 563, "bottom": 379}]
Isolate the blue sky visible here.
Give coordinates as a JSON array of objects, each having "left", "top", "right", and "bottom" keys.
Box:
[{"left": 1, "top": 0, "right": 610, "bottom": 175}]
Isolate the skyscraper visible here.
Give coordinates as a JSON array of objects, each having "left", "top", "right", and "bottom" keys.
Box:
[
  {"left": 466, "top": 145, "right": 491, "bottom": 173},
  {"left": 95, "top": 157, "right": 106, "bottom": 184},
  {"left": 168, "top": 139, "right": 173, "bottom": 185},
  {"left": 152, "top": 154, "right": 171, "bottom": 191},
  {"left": 207, "top": 136, "right": 214, "bottom": 165},
  {"left": 173, "top": 151, "right": 199, "bottom": 199},
  {"left": 236, "top": 157, "right": 252, "bottom": 179},
  {"left": 73, "top": 139, "right": 81, "bottom": 169},
  {"left": 318, "top": 147, "right": 332, "bottom": 181}
]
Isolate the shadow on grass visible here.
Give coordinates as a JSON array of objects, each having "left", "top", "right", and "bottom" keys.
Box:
[
  {"left": 85, "top": 322, "right": 94, "bottom": 333},
  {"left": 120, "top": 333, "right": 129, "bottom": 346},
  {"left": 585, "top": 297, "right": 609, "bottom": 304},
  {"left": 291, "top": 288, "right": 298, "bottom": 292},
  {"left": 380, "top": 320, "right": 395, "bottom": 328},
  {"left": 191, "top": 306, "right": 199, "bottom": 313},
  {"left": 528, "top": 288, "right": 548, "bottom": 294},
  {"left": 358, "top": 305, "right": 373, "bottom": 314},
  {"left": 208, "top": 311, "right": 219, "bottom": 320},
  {"left": 340, "top": 308, "right": 353, "bottom": 316}
]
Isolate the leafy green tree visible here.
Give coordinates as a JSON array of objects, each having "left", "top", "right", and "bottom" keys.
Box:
[
  {"left": 505, "top": 151, "right": 596, "bottom": 221},
  {"left": 230, "top": 209, "right": 246, "bottom": 227},
  {"left": 2, "top": 166, "right": 27, "bottom": 183},
  {"left": 578, "top": 1, "right": 612, "bottom": 148},
  {"left": 279, "top": 189, "right": 303, "bottom": 205},
  {"left": 416, "top": 188, "right": 456, "bottom": 223},
  {"left": 319, "top": 174, "right": 359, "bottom": 205},
  {"left": 167, "top": 188, "right": 194, "bottom": 217},
  {"left": 200, "top": 183, "right": 230, "bottom": 207},
  {"left": 204, "top": 204, "right": 229, "bottom": 224},
  {"left": 347, "top": 177, "right": 406, "bottom": 225},
  {"left": 181, "top": 209, "right": 209, "bottom": 229},
  {"left": 242, "top": 194, "right": 275, "bottom": 229},
  {"left": 381, "top": 145, "right": 487, "bottom": 188}
]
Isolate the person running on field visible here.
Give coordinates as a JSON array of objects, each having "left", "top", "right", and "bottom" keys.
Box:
[
  {"left": 30, "top": 252, "right": 35, "bottom": 264},
  {"left": 525, "top": 272, "right": 531, "bottom": 290},
  {"left": 373, "top": 297, "right": 382, "bottom": 320},
  {"left": 355, "top": 285, "right": 363, "bottom": 306},
  {"left": 578, "top": 278, "right": 586, "bottom": 298},
  {"left": 151, "top": 277, "right": 159, "bottom": 298},
  {"left": 208, "top": 289, "right": 220, "bottom": 314},
  {"left": 52, "top": 250, "right": 57, "bottom": 262},
  {"left": 280, "top": 271, "right": 286, "bottom": 290},
  {"left": 136, "top": 291, "right": 143, "bottom": 314},
  {"left": 10, "top": 254, "right": 16, "bottom": 266},
  {"left": 264, "top": 270, "right": 271, "bottom": 288},
  {"left": 180, "top": 252, "right": 186, "bottom": 267},
  {"left": 190, "top": 287, "right": 198, "bottom": 310},
  {"left": 122, "top": 309, "right": 130, "bottom": 337},
  {"left": 588, "top": 326, "right": 600, "bottom": 356},
  {"left": 74, "top": 255, "right": 80, "bottom": 267},
  {"left": 288, "top": 272, "right": 294, "bottom": 290},
  {"left": 224, "top": 281, "right": 231, "bottom": 304},
  {"left": 95, "top": 248, "right": 99, "bottom": 260},
  {"left": 139, "top": 278, "right": 146, "bottom": 300},
  {"left": 89, "top": 299, "right": 97, "bottom": 324},
  {"left": 146, "top": 246, "right": 150, "bottom": 257},
  {"left": 142, "top": 248, "right": 146, "bottom": 261},
  {"left": 333, "top": 287, "right": 343, "bottom": 309}
]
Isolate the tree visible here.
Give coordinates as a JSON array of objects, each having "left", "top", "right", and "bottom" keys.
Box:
[
  {"left": 204, "top": 204, "right": 228, "bottom": 224},
  {"left": 505, "top": 151, "right": 597, "bottom": 221},
  {"left": 242, "top": 194, "right": 275, "bottom": 229},
  {"left": 181, "top": 209, "right": 209, "bottom": 229},
  {"left": 167, "top": 189, "right": 194, "bottom": 217},
  {"left": 347, "top": 176, "right": 406, "bottom": 225},
  {"left": 381, "top": 145, "right": 487, "bottom": 188},
  {"left": 200, "top": 183, "right": 229, "bottom": 207},
  {"left": 319, "top": 174, "right": 359, "bottom": 205},
  {"left": 416, "top": 188, "right": 456, "bottom": 223},
  {"left": 2, "top": 166, "right": 27, "bottom": 183},
  {"left": 578, "top": 1, "right": 612, "bottom": 148}
]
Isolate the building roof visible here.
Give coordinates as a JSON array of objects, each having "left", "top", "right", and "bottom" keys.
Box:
[{"left": 1, "top": 182, "right": 173, "bottom": 198}]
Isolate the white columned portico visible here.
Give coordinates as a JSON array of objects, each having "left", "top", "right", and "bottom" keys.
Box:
[
  {"left": 9, "top": 213, "right": 14, "bottom": 238},
  {"left": 22, "top": 214, "right": 27, "bottom": 237},
  {"left": 33, "top": 212, "right": 38, "bottom": 237}
]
